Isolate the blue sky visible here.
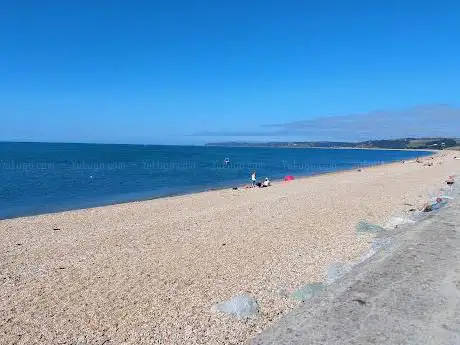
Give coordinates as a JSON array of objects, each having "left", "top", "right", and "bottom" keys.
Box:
[{"left": 1, "top": 0, "right": 459, "bottom": 144}]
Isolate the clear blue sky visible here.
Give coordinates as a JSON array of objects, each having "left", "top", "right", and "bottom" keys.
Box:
[{"left": 1, "top": 0, "right": 459, "bottom": 144}]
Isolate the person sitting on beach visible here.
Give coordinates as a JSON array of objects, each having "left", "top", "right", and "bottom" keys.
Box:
[{"left": 263, "top": 177, "right": 271, "bottom": 187}]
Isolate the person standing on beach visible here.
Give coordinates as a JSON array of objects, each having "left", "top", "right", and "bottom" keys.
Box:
[{"left": 251, "top": 171, "right": 257, "bottom": 187}]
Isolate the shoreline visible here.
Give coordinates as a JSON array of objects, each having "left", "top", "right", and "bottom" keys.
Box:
[
  {"left": 1, "top": 151, "right": 458, "bottom": 344},
  {"left": 1, "top": 151, "right": 433, "bottom": 221}
]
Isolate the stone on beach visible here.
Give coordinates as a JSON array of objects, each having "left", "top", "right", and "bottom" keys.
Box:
[{"left": 212, "top": 295, "right": 259, "bottom": 318}]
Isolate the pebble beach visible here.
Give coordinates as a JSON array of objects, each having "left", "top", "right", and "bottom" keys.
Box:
[{"left": 1, "top": 151, "right": 458, "bottom": 345}]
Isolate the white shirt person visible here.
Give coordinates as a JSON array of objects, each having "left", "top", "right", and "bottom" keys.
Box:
[{"left": 251, "top": 171, "right": 256, "bottom": 186}]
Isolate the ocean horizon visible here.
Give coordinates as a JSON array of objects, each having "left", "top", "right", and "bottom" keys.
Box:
[{"left": 0, "top": 142, "right": 432, "bottom": 220}]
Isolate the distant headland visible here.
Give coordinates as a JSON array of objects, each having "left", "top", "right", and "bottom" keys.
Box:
[{"left": 206, "top": 137, "right": 460, "bottom": 150}]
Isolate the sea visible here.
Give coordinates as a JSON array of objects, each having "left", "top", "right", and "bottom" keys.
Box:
[{"left": 0, "top": 142, "right": 431, "bottom": 220}]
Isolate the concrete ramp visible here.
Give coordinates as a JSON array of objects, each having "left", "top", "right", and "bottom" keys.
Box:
[{"left": 253, "top": 200, "right": 460, "bottom": 345}]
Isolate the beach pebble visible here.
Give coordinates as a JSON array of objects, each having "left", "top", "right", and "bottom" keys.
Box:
[{"left": 212, "top": 294, "right": 259, "bottom": 318}]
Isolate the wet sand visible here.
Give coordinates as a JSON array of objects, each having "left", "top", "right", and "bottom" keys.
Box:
[{"left": 1, "top": 151, "right": 458, "bottom": 345}]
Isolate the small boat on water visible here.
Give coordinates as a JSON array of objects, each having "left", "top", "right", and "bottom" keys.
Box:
[{"left": 223, "top": 157, "right": 231, "bottom": 165}]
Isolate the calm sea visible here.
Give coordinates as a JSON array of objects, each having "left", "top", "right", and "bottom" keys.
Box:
[{"left": 0, "top": 142, "right": 430, "bottom": 219}]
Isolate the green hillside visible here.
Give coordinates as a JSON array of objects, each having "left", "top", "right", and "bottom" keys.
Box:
[{"left": 206, "top": 138, "right": 460, "bottom": 150}]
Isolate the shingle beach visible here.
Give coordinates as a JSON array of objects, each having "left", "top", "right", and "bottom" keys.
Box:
[{"left": 1, "top": 151, "right": 459, "bottom": 345}]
